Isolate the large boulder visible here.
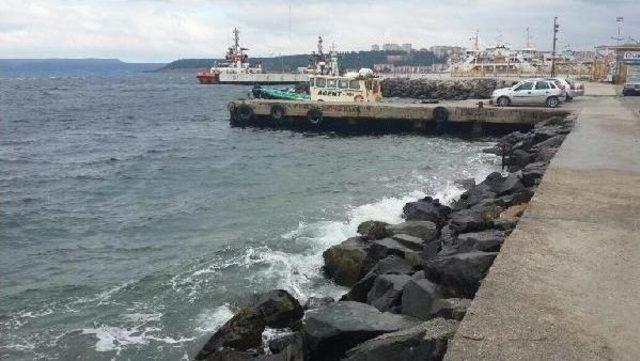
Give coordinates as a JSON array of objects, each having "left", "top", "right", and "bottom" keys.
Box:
[
  {"left": 323, "top": 236, "right": 372, "bottom": 287},
  {"left": 454, "top": 183, "right": 496, "bottom": 210},
  {"left": 303, "top": 301, "right": 420, "bottom": 361},
  {"left": 385, "top": 221, "right": 438, "bottom": 241},
  {"left": 402, "top": 197, "right": 451, "bottom": 226},
  {"left": 533, "top": 134, "right": 565, "bottom": 150},
  {"left": 449, "top": 200, "right": 503, "bottom": 233},
  {"left": 367, "top": 274, "right": 413, "bottom": 312},
  {"left": 196, "top": 290, "right": 303, "bottom": 360},
  {"left": 370, "top": 237, "right": 422, "bottom": 268},
  {"left": 449, "top": 229, "right": 505, "bottom": 253},
  {"left": 400, "top": 279, "right": 443, "bottom": 320},
  {"left": 508, "top": 149, "right": 535, "bottom": 172},
  {"left": 357, "top": 221, "right": 390, "bottom": 240},
  {"left": 343, "top": 318, "right": 458, "bottom": 361},
  {"left": 520, "top": 161, "right": 547, "bottom": 187},
  {"left": 342, "top": 256, "right": 413, "bottom": 302},
  {"left": 482, "top": 172, "right": 525, "bottom": 196},
  {"left": 266, "top": 331, "right": 304, "bottom": 361},
  {"left": 424, "top": 251, "right": 498, "bottom": 298}
]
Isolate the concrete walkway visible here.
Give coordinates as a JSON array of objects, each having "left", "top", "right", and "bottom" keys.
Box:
[{"left": 445, "top": 85, "right": 640, "bottom": 361}]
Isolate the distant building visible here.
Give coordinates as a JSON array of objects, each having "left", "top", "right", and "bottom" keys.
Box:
[
  {"left": 371, "top": 44, "right": 380, "bottom": 51},
  {"left": 430, "top": 46, "right": 466, "bottom": 58},
  {"left": 401, "top": 43, "right": 413, "bottom": 53},
  {"left": 382, "top": 43, "right": 403, "bottom": 51}
]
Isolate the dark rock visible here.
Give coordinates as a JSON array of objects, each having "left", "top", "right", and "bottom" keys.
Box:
[
  {"left": 343, "top": 318, "right": 458, "bottom": 361},
  {"left": 196, "top": 290, "right": 303, "bottom": 360},
  {"left": 496, "top": 187, "right": 535, "bottom": 208},
  {"left": 322, "top": 237, "right": 372, "bottom": 287},
  {"left": 200, "top": 348, "right": 264, "bottom": 361},
  {"left": 532, "top": 125, "right": 563, "bottom": 143},
  {"left": 438, "top": 225, "right": 457, "bottom": 247},
  {"left": 433, "top": 298, "right": 472, "bottom": 321},
  {"left": 303, "top": 297, "right": 334, "bottom": 311},
  {"left": 455, "top": 183, "right": 496, "bottom": 210},
  {"left": 391, "top": 234, "right": 424, "bottom": 250},
  {"left": 357, "top": 220, "right": 390, "bottom": 240},
  {"left": 452, "top": 229, "right": 505, "bottom": 253},
  {"left": 491, "top": 217, "right": 519, "bottom": 232},
  {"left": 424, "top": 251, "right": 498, "bottom": 298},
  {"left": 402, "top": 197, "right": 451, "bottom": 226},
  {"left": 508, "top": 149, "right": 535, "bottom": 171},
  {"left": 385, "top": 221, "right": 438, "bottom": 241},
  {"left": 520, "top": 161, "right": 547, "bottom": 187},
  {"left": 534, "top": 145, "right": 560, "bottom": 163},
  {"left": 367, "top": 274, "right": 412, "bottom": 312},
  {"left": 266, "top": 331, "right": 304, "bottom": 361},
  {"left": 370, "top": 238, "right": 422, "bottom": 268},
  {"left": 342, "top": 256, "right": 413, "bottom": 302},
  {"left": 532, "top": 134, "right": 565, "bottom": 152},
  {"left": 400, "top": 279, "right": 443, "bottom": 320},
  {"left": 303, "top": 301, "right": 420, "bottom": 361},
  {"left": 449, "top": 200, "right": 503, "bottom": 233},
  {"left": 482, "top": 172, "right": 525, "bottom": 196},
  {"left": 423, "top": 237, "right": 441, "bottom": 261}
]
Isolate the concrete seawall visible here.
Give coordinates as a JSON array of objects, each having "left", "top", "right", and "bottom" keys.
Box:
[{"left": 444, "top": 84, "right": 640, "bottom": 360}]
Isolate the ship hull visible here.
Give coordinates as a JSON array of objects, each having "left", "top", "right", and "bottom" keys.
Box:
[
  {"left": 196, "top": 71, "right": 220, "bottom": 84},
  {"left": 218, "top": 73, "right": 309, "bottom": 85}
]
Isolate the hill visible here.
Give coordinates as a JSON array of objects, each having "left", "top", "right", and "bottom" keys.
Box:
[
  {"left": 0, "top": 59, "right": 165, "bottom": 75},
  {"left": 159, "top": 50, "right": 444, "bottom": 72}
]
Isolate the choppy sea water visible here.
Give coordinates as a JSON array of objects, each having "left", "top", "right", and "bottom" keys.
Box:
[{"left": 0, "top": 72, "right": 499, "bottom": 360}]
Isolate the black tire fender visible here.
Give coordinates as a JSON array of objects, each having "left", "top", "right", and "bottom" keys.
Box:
[
  {"left": 270, "top": 104, "right": 286, "bottom": 122},
  {"left": 306, "top": 107, "right": 323, "bottom": 126},
  {"left": 234, "top": 104, "right": 254, "bottom": 125}
]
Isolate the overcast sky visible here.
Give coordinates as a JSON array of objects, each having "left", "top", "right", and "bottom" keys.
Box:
[{"left": 1, "top": 0, "right": 638, "bottom": 62}]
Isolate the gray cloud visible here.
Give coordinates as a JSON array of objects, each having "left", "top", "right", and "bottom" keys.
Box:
[{"left": 0, "top": 0, "right": 638, "bottom": 62}]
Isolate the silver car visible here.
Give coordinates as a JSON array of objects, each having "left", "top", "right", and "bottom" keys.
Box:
[{"left": 492, "top": 79, "right": 565, "bottom": 108}]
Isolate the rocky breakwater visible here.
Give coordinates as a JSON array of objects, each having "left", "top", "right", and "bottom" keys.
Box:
[
  {"left": 194, "top": 114, "right": 573, "bottom": 361},
  {"left": 382, "top": 78, "right": 518, "bottom": 100}
]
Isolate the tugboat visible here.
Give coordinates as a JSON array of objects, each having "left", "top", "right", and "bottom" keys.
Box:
[{"left": 196, "top": 28, "right": 308, "bottom": 85}]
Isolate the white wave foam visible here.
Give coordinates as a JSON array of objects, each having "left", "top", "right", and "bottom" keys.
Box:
[
  {"left": 194, "top": 303, "right": 235, "bottom": 334},
  {"left": 82, "top": 323, "right": 195, "bottom": 354},
  {"left": 261, "top": 327, "right": 294, "bottom": 354}
]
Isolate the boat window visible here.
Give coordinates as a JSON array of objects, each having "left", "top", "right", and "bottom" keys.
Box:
[
  {"left": 309, "top": 78, "right": 315, "bottom": 87},
  {"left": 535, "top": 81, "right": 550, "bottom": 90},
  {"left": 364, "top": 80, "right": 372, "bottom": 91},
  {"left": 338, "top": 79, "right": 349, "bottom": 89},
  {"left": 315, "top": 78, "right": 326, "bottom": 88},
  {"left": 349, "top": 79, "right": 360, "bottom": 89},
  {"left": 514, "top": 82, "right": 533, "bottom": 91},
  {"left": 327, "top": 78, "right": 337, "bottom": 88}
]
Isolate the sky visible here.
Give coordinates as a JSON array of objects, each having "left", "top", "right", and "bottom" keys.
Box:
[{"left": 0, "top": 0, "right": 638, "bottom": 62}]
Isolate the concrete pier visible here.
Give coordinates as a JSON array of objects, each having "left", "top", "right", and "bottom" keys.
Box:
[
  {"left": 228, "top": 99, "right": 570, "bottom": 134},
  {"left": 445, "top": 84, "right": 640, "bottom": 360}
]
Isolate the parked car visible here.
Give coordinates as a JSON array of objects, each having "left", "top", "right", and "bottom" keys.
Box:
[
  {"left": 622, "top": 69, "right": 640, "bottom": 96},
  {"left": 548, "top": 77, "right": 584, "bottom": 101},
  {"left": 492, "top": 79, "right": 565, "bottom": 108}
]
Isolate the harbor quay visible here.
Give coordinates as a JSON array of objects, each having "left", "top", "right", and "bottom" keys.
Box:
[
  {"left": 194, "top": 82, "right": 640, "bottom": 361},
  {"left": 227, "top": 99, "right": 571, "bottom": 135}
]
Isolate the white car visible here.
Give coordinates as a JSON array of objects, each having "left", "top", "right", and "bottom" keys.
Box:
[
  {"left": 492, "top": 79, "right": 565, "bottom": 108},
  {"left": 548, "top": 77, "right": 584, "bottom": 101}
]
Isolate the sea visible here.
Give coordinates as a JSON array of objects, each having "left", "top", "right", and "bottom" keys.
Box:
[{"left": 0, "top": 67, "right": 500, "bottom": 360}]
